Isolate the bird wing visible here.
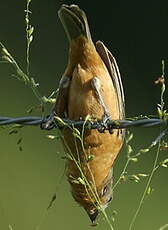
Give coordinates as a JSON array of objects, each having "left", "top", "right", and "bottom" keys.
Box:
[{"left": 96, "top": 41, "right": 125, "bottom": 120}]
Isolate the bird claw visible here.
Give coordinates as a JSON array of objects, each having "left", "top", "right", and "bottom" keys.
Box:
[
  {"left": 40, "top": 111, "right": 56, "bottom": 130},
  {"left": 97, "top": 114, "right": 113, "bottom": 134}
]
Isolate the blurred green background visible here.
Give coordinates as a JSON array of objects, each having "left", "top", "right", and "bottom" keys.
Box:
[{"left": 0, "top": 0, "right": 168, "bottom": 230}]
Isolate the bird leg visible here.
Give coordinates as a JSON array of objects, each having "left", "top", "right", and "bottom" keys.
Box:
[
  {"left": 41, "top": 75, "right": 70, "bottom": 130},
  {"left": 91, "top": 77, "right": 112, "bottom": 133}
]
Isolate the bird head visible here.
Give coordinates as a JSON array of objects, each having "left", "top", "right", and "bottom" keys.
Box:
[{"left": 69, "top": 169, "right": 113, "bottom": 224}]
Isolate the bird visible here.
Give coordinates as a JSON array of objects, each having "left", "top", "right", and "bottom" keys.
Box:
[{"left": 53, "top": 4, "right": 125, "bottom": 224}]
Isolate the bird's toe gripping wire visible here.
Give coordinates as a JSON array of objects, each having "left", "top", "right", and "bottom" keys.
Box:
[
  {"left": 40, "top": 111, "right": 56, "bottom": 130},
  {"left": 95, "top": 114, "right": 113, "bottom": 134}
]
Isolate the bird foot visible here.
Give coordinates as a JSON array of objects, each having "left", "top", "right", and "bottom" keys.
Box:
[
  {"left": 98, "top": 114, "right": 113, "bottom": 134},
  {"left": 40, "top": 111, "right": 56, "bottom": 130}
]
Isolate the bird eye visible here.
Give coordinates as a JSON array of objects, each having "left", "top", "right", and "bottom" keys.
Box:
[{"left": 102, "top": 185, "right": 108, "bottom": 196}]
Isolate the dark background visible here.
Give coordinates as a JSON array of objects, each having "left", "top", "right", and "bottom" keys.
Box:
[{"left": 0, "top": 1, "right": 168, "bottom": 230}]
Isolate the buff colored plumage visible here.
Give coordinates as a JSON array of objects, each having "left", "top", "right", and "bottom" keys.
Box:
[{"left": 54, "top": 4, "right": 125, "bottom": 223}]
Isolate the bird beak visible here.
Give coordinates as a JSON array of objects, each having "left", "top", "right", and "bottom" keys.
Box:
[{"left": 87, "top": 209, "right": 99, "bottom": 224}]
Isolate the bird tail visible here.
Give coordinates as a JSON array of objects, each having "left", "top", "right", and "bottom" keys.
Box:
[{"left": 58, "top": 4, "right": 91, "bottom": 41}]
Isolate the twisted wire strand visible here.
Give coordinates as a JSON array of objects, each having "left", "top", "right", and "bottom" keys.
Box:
[{"left": 0, "top": 116, "right": 167, "bottom": 129}]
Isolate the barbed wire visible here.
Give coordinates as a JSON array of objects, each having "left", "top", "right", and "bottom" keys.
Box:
[
  {"left": 0, "top": 116, "right": 43, "bottom": 126},
  {"left": 0, "top": 115, "right": 167, "bottom": 130}
]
